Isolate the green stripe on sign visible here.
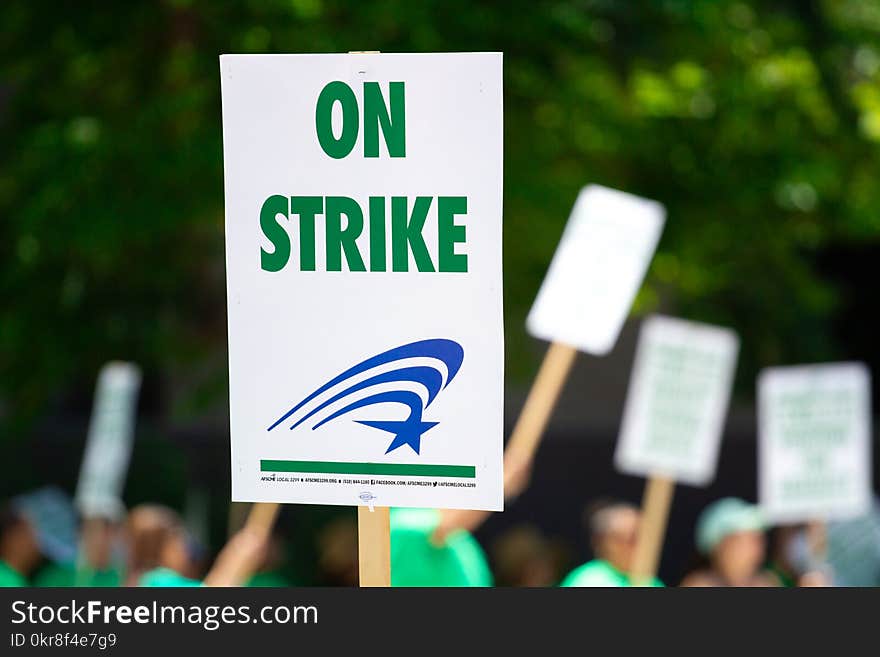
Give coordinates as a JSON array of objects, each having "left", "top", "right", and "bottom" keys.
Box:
[{"left": 260, "top": 460, "right": 475, "bottom": 478}]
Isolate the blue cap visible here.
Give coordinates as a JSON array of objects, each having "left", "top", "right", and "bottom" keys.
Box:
[{"left": 696, "top": 498, "right": 765, "bottom": 555}]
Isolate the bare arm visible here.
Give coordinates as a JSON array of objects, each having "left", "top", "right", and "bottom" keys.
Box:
[
  {"left": 202, "top": 528, "right": 268, "bottom": 587},
  {"left": 432, "top": 447, "right": 534, "bottom": 545}
]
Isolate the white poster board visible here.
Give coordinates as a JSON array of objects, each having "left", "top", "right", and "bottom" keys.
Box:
[
  {"left": 221, "top": 53, "right": 504, "bottom": 511},
  {"left": 526, "top": 185, "right": 665, "bottom": 355},
  {"left": 75, "top": 362, "right": 141, "bottom": 517},
  {"left": 615, "top": 316, "right": 739, "bottom": 486},
  {"left": 759, "top": 363, "right": 872, "bottom": 522}
]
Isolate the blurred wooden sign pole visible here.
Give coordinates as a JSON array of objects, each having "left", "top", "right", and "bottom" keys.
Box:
[
  {"left": 629, "top": 475, "right": 674, "bottom": 583},
  {"left": 506, "top": 342, "right": 578, "bottom": 459},
  {"left": 524, "top": 186, "right": 666, "bottom": 464},
  {"left": 524, "top": 185, "right": 672, "bottom": 570},
  {"left": 616, "top": 316, "right": 740, "bottom": 585},
  {"left": 433, "top": 341, "right": 577, "bottom": 542}
]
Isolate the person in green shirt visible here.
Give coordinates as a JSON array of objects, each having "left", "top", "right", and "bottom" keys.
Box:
[
  {"left": 137, "top": 509, "right": 205, "bottom": 587},
  {"left": 0, "top": 560, "right": 28, "bottom": 587},
  {"left": 390, "top": 508, "right": 492, "bottom": 587},
  {"left": 560, "top": 499, "right": 663, "bottom": 587},
  {"left": 137, "top": 506, "right": 268, "bottom": 587},
  {"left": 0, "top": 504, "right": 41, "bottom": 587},
  {"left": 139, "top": 566, "right": 202, "bottom": 587},
  {"left": 35, "top": 562, "right": 123, "bottom": 587},
  {"left": 35, "top": 515, "right": 125, "bottom": 587}
]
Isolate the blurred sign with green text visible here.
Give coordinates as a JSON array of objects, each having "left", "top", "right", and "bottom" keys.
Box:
[
  {"left": 759, "top": 362, "right": 872, "bottom": 522},
  {"left": 615, "top": 315, "right": 739, "bottom": 486}
]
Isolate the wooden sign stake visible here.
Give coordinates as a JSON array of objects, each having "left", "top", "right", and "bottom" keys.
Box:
[
  {"left": 358, "top": 505, "right": 391, "bottom": 586},
  {"left": 432, "top": 342, "right": 577, "bottom": 543},
  {"left": 245, "top": 501, "right": 280, "bottom": 536},
  {"left": 630, "top": 475, "right": 675, "bottom": 585},
  {"left": 507, "top": 341, "right": 578, "bottom": 457},
  {"left": 243, "top": 479, "right": 391, "bottom": 588}
]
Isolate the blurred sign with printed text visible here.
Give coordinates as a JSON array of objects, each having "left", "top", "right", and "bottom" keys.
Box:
[
  {"left": 759, "top": 362, "right": 872, "bottom": 522},
  {"left": 615, "top": 315, "right": 739, "bottom": 486}
]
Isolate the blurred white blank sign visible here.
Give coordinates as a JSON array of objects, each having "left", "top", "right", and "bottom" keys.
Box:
[
  {"left": 615, "top": 315, "right": 739, "bottom": 486},
  {"left": 759, "top": 362, "right": 872, "bottom": 523},
  {"left": 75, "top": 361, "right": 141, "bottom": 518},
  {"left": 526, "top": 184, "right": 665, "bottom": 355}
]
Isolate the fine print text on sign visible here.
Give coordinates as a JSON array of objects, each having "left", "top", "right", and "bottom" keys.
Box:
[
  {"left": 221, "top": 53, "right": 504, "bottom": 511},
  {"left": 527, "top": 185, "right": 665, "bottom": 355},
  {"left": 615, "top": 315, "right": 739, "bottom": 486},
  {"left": 759, "top": 362, "right": 872, "bottom": 523}
]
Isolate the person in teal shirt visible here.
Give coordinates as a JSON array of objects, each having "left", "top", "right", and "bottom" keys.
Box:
[
  {"left": 390, "top": 508, "right": 492, "bottom": 587},
  {"left": 34, "top": 562, "right": 123, "bottom": 587},
  {"left": 139, "top": 567, "right": 202, "bottom": 587},
  {"left": 561, "top": 500, "right": 663, "bottom": 587},
  {"left": 137, "top": 509, "right": 269, "bottom": 587},
  {"left": 34, "top": 515, "right": 125, "bottom": 587},
  {"left": 137, "top": 512, "right": 205, "bottom": 587}
]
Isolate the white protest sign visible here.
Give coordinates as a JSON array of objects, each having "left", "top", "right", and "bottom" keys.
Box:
[
  {"left": 75, "top": 362, "right": 141, "bottom": 518},
  {"left": 615, "top": 316, "right": 739, "bottom": 486},
  {"left": 221, "top": 53, "right": 503, "bottom": 511},
  {"left": 759, "top": 363, "right": 872, "bottom": 523},
  {"left": 526, "top": 185, "right": 665, "bottom": 355}
]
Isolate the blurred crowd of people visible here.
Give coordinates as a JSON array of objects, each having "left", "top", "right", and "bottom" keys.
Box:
[
  {"left": 2, "top": 484, "right": 878, "bottom": 587},
  {"left": 0, "top": 492, "right": 279, "bottom": 588}
]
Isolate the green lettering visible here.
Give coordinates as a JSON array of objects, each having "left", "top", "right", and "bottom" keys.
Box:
[
  {"left": 290, "top": 196, "right": 322, "bottom": 271},
  {"left": 392, "top": 196, "right": 434, "bottom": 272},
  {"left": 315, "top": 81, "right": 359, "bottom": 159},
  {"left": 438, "top": 196, "right": 468, "bottom": 272},
  {"left": 260, "top": 195, "right": 290, "bottom": 272},
  {"left": 363, "top": 81, "right": 406, "bottom": 158},
  {"left": 325, "top": 196, "right": 366, "bottom": 272},
  {"left": 369, "top": 196, "right": 386, "bottom": 272}
]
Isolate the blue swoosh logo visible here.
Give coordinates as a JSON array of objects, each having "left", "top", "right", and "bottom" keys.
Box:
[{"left": 267, "top": 339, "right": 463, "bottom": 454}]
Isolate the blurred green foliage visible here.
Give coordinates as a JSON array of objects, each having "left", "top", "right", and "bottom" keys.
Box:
[{"left": 2, "top": 0, "right": 880, "bottom": 428}]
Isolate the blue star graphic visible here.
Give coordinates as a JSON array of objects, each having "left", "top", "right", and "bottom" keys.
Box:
[{"left": 356, "top": 416, "right": 439, "bottom": 454}]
